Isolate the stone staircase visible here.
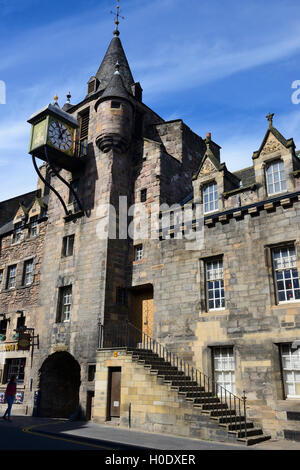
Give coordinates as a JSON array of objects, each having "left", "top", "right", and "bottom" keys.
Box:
[{"left": 125, "top": 347, "right": 271, "bottom": 446}]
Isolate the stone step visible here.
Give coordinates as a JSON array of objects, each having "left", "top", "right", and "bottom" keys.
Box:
[
  {"left": 208, "top": 409, "right": 237, "bottom": 417},
  {"left": 127, "top": 346, "right": 269, "bottom": 446},
  {"left": 219, "top": 421, "right": 254, "bottom": 431},
  {"left": 171, "top": 385, "right": 206, "bottom": 393},
  {"left": 157, "top": 373, "right": 185, "bottom": 380},
  {"left": 145, "top": 364, "right": 183, "bottom": 375},
  {"left": 188, "top": 397, "right": 220, "bottom": 404},
  {"left": 179, "top": 391, "right": 214, "bottom": 398},
  {"left": 228, "top": 428, "right": 263, "bottom": 439},
  {"left": 215, "top": 415, "right": 246, "bottom": 424},
  {"left": 165, "top": 379, "right": 198, "bottom": 387},
  {"left": 237, "top": 435, "right": 272, "bottom": 446},
  {"left": 194, "top": 403, "right": 228, "bottom": 411}
]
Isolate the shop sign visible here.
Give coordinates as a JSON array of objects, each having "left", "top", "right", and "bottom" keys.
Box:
[{"left": 17, "top": 333, "right": 31, "bottom": 351}]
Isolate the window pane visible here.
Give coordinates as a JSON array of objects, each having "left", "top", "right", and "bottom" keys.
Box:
[{"left": 203, "top": 183, "right": 218, "bottom": 214}]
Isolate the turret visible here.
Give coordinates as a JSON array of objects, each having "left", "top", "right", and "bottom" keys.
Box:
[{"left": 95, "top": 64, "right": 134, "bottom": 153}]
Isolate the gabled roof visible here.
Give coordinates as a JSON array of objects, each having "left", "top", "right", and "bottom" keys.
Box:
[
  {"left": 252, "top": 125, "right": 295, "bottom": 159},
  {"left": 193, "top": 152, "right": 224, "bottom": 180},
  {"left": 96, "top": 34, "right": 134, "bottom": 93}
]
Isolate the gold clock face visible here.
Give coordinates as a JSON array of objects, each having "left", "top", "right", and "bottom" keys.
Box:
[{"left": 48, "top": 120, "right": 73, "bottom": 152}]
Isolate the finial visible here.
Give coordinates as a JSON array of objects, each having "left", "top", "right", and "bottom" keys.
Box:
[
  {"left": 205, "top": 133, "right": 212, "bottom": 147},
  {"left": 111, "top": 0, "right": 124, "bottom": 36},
  {"left": 266, "top": 113, "right": 274, "bottom": 128},
  {"left": 53, "top": 95, "right": 59, "bottom": 107},
  {"left": 66, "top": 91, "right": 71, "bottom": 103}
]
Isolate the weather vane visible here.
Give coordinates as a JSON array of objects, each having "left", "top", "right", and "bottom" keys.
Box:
[{"left": 111, "top": 0, "right": 125, "bottom": 36}]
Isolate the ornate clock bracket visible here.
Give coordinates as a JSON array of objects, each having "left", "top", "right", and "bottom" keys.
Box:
[
  {"left": 28, "top": 100, "right": 85, "bottom": 219},
  {"left": 32, "top": 149, "right": 84, "bottom": 217}
]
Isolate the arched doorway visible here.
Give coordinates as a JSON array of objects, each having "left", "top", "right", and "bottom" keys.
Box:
[{"left": 38, "top": 352, "right": 81, "bottom": 418}]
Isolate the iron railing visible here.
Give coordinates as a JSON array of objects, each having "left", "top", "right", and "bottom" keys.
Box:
[{"left": 98, "top": 320, "right": 248, "bottom": 438}]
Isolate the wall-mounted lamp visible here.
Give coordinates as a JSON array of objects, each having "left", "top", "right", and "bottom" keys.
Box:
[{"left": 0, "top": 313, "right": 10, "bottom": 323}]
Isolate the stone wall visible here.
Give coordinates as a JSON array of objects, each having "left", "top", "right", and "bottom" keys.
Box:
[{"left": 94, "top": 348, "right": 238, "bottom": 443}]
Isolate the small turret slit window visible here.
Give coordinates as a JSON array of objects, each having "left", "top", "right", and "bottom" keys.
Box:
[
  {"left": 111, "top": 101, "right": 121, "bottom": 109},
  {"left": 203, "top": 182, "right": 218, "bottom": 214},
  {"left": 266, "top": 160, "right": 286, "bottom": 195},
  {"left": 273, "top": 246, "right": 300, "bottom": 303}
]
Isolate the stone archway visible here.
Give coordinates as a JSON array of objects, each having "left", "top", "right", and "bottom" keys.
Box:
[{"left": 38, "top": 352, "right": 81, "bottom": 418}]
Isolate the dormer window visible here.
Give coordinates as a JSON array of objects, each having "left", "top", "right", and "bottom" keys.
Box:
[
  {"left": 12, "top": 222, "right": 22, "bottom": 244},
  {"left": 266, "top": 160, "right": 286, "bottom": 196},
  {"left": 203, "top": 182, "right": 218, "bottom": 214}
]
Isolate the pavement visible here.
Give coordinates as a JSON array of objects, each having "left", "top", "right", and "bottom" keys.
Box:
[{"left": 2, "top": 415, "right": 300, "bottom": 451}]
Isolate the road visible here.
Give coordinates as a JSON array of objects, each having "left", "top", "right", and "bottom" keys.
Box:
[{"left": 0, "top": 419, "right": 142, "bottom": 451}]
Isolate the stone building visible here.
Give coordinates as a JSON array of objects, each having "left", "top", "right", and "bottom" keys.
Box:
[{"left": 1, "top": 26, "right": 300, "bottom": 443}]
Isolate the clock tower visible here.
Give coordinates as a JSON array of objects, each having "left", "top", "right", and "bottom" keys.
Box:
[{"left": 28, "top": 98, "right": 82, "bottom": 172}]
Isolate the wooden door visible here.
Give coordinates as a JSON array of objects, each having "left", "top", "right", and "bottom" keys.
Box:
[
  {"left": 141, "top": 294, "right": 153, "bottom": 337},
  {"left": 108, "top": 368, "right": 121, "bottom": 418},
  {"left": 130, "top": 289, "right": 153, "bottom": 338}
]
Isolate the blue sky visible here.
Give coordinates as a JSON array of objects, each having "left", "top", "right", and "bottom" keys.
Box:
[{"left": 1, "top": 0, "right": 300, "bottom": 201}]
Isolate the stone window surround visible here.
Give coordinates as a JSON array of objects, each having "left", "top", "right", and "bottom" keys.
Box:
[
  {"left": 279, "top": 343, "right": 300, "bottom": 399},
  {"left": 0, "top": 256, "right": 37, "bottom": 292},
  {"left": 22, "top": 258, "right": 35, "bottom": 287},
  {"left": 265, "top": 240, "right": 300, "bottom": 306},
  {"left": 134, "top": 244, "right": 144, "bottom": 262},
  {"left": 55, "top": 276, "right": 75, "bottom": 324},
  {"left": 61, "top": 234, "right": 75, "bottom": 258},
  {"left": 11, "top": 222, "right": 23, "bottom": 245},
  {"left": 203, "top": 181, "right": 219, "bottom": 215},
  {"left": 56, "top": 285, "right": 73, "bottom": 323},
  {"left": 199, "top": 254, "right": 225, "bottom": 313},
  {"left": 8, "top": 218, "right": 42, "bottom": 247},
  {"left": 5, "top": 264, "right": 17, "bottom": 290},
  {"left": 197, "top": 173, "right": 225, "bottom": 215},
  {"left": 265, "top": 159, "right": 287, "bottom": 196},
  {"left": 259, "top": 152, "right": 293, "bottom": 201}
]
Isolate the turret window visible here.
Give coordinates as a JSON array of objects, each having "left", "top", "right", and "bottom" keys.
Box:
[
  {"left": 111, "top": 101, "right": 121, "bottom": 109},
  {"left": 203, "top": 182, "right": 218, "bottom": 214},
  {"left": 266, "top": 160, "right": 286, "bottom": 195}
]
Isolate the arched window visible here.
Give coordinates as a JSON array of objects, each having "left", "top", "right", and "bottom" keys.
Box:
[
  {"left": 266, "top": 160, "right": 286, "bottom": 195},
  {"left": 203, "top": 182, "right": 218, "bottom": 214}
]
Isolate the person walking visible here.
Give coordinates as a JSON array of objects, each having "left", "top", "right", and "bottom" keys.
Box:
[{"left": 2, "top": 375, "right": 17, "bottom": 422}]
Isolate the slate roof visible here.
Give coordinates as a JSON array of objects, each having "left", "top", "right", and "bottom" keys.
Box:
[
  {"left": 101, "top": 71, "right": 131, "bottom": 101},
  {"left": 232, "top": 166, "right": 256, "bottom": 187},
  {"left": 96, "top": 35, "right": 134, "bottom": 93},
  {"left": 0, "top": 191, "right": 37, "bottom": 236}
]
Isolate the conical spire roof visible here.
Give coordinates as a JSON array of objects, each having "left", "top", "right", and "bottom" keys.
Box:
[
  {"left": 101, "top": 66, "right": 130, "bottom": 101},
  {"left": 96, "top": 33, "right": 134, "bottom": 93}
]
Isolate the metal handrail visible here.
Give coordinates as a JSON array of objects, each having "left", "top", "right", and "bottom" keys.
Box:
[{"left": 98, "top": 319, "right": 247, "bottom": 439}]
